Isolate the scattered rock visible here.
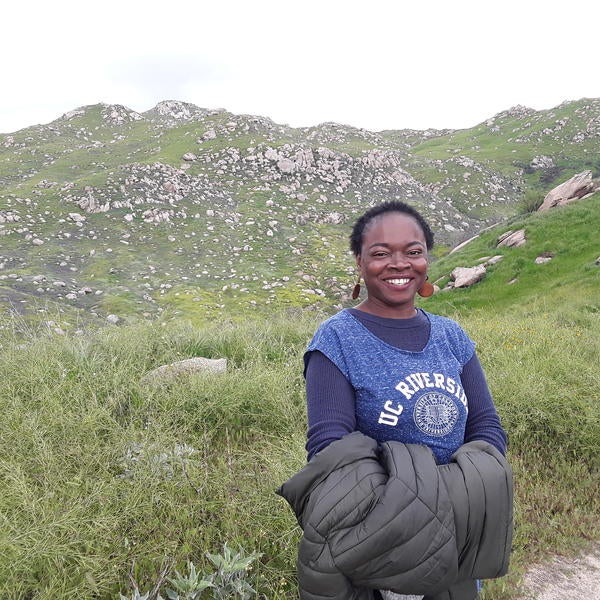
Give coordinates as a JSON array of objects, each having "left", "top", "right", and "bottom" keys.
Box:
[
  {"left": 484, "top": 255, "right": 504, "bottom": 266},
  {"left": 277, "top": 158, "right": 295, "bottom": 173},
  {"left": 201, "top": 129, "right": 216, "bottom": 141},
  {"left": 106, "top": 314, "right": 120, "bottom": 324},
  {"left": 61, "top": 108, "right": 86, "bottom": 120},
  {"left": 530, "top": 155, "right": 554, "bottom": 170},
  {"left": 37, "top": 179, "right": 56, "bottom": 188},
  {"left": 68, "top": 212, "right": 86, "bottom": 223},
  {"left": 497, "top": 229, "right": 526, "bottom": 248},
  {"left": 451, "top": 265, "right": 486, "bottom": 288},
  {"left": 538, "top": 170, "right": 598, "bottom": 211},
  {"left": 141, "top": 357, "right": 227, "bottom": 383},
  {"left": 101, "top": 103, "right": 142, "bottom": 125},
  {"left": 535, "top": 251, "right": 555, "bottom": 264}
]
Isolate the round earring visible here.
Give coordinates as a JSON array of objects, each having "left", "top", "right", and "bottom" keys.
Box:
[
  {"left": 417, "top": 277, "right": 434, "bottom": 298},
  {"left": 351, "top": 273, "right": 361, "bottom": 300}
]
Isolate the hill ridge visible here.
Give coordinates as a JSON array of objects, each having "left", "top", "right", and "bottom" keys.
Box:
[{"left": 0, "top": 98, "right": 599, "bottom": 326}]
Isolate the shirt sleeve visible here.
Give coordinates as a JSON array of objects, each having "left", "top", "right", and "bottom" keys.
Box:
[
  {"left": 304, "top": 350, "right": 356, "bottom": 461},
  {"left": 461, "top": 352, "right": 508, "bottom": 455}
]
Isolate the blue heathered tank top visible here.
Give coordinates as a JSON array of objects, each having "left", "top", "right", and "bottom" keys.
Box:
[{"left": 306, "top": 309, "right": 476, "bottom": 464}]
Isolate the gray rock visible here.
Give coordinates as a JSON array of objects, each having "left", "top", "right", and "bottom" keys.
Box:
[
  {"left": 497, "top": 229, "right": 526, "bottom": 248},
  {"left": 451, "top": 265, "right": 486, "bottom": 288},
  {"left": 277, "top": 158, "right": 295, "bottom": 173},
  {"left": 485, "top": 255, "right": 504, "bottom": 266},
  {"left": 538, "top": 170, "right": 597, "bottom": 211},
  {"left": 106, "top": 314, "right": 120, "bottom": 324},
  {"left": 142, "top": 357, "right": 227, "bottom": 383}
]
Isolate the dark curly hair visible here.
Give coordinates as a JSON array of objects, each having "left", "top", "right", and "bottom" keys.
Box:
[{"left": 349, "top": 201, "right": 434, "bottom": 256}]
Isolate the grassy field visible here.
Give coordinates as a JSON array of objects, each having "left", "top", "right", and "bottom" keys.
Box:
[
  {"left": 2, "top": 99, "right": 599, "bottom": 598},
  {"left": 1, "top": 185, "right": 599, "bottom": 600},
  {"left": 0, "top": 290, "right": 598, "bottom": 598}
]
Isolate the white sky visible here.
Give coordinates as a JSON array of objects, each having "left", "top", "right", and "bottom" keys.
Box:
[{"left": 2, "top": 0, "right": 599, "bottom": 134}]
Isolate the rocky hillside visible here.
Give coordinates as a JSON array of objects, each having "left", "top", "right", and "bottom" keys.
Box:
[{"left": 0, "top": 98, "right": 599, "bottom": 327}]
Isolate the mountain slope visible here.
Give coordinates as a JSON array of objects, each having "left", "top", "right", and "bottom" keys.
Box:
[
  {"left": 0, "top": 99, "right": 599, "bottom": 326},
  {"left": 422, "top": 194, "right": 600, "bottom": 316}
]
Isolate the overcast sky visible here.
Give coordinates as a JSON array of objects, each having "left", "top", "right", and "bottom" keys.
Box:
[{"left": 2, "top": 0, "right": 599, "bottom": 134}]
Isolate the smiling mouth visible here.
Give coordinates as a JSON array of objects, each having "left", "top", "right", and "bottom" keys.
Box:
[{"left": 385, "top": 278, "right": 410, "bottom": 286}]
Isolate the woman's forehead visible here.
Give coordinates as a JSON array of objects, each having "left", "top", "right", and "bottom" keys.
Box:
[{"left": 363, "top": 212, "right": 426, "bottom": 240}]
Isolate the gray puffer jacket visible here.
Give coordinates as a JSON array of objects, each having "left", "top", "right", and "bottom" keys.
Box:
[{"left": 277, "top": 432, "right": 513, "bottom": 600}]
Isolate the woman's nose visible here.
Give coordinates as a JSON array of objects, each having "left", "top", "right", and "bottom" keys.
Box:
[{"left": 389, "top": 252, "right": 409, "bottom": 268}]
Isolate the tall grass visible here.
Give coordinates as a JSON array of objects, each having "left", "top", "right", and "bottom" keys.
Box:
[
  {"left": 0, "top": 303, "right": 598, "bottom": 599},
  {"left": 459, "top": 308, "right": 600, "bottom": 597}
]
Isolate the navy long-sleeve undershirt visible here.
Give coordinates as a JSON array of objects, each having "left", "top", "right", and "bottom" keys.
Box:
[{"left": 304, "top": 308, "right": 507, "bottom": 460}]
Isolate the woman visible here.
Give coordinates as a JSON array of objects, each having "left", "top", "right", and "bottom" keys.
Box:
[{"left": 303, "top": 201, "right": 508, "bottom": 599}]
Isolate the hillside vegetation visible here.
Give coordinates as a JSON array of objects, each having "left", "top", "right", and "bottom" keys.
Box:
[
  {"left": 0, "top": 195, "right": 599, "bottom": 599},
  {"left": 423, "top": 193, "right": 600, "bottom": 315},
  {"left": 0, "top": 101, "right": 598, "bottom": 599},
  {"left": 0, "top": 98, "right": 599, "bottom": 327}
]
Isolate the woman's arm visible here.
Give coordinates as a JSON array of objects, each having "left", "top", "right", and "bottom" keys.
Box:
[
  {"left": 305, "top": 350, "right": 356, "bottom": 461},
  {"left": 461, "top": 352, "right": 507, "bottom": 455}
]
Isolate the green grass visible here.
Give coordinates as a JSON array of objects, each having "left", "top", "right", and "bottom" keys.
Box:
[
  {"left": 2, "top": 98, "right": 599, "bottom": 333},
  {"left": 422, "top": 195, "right": 600, "bottom": 315},
  {"left": 0, "top": 294, "right": 598, "bottom": 599},
  {"left": 1, "top": 99, "right": 600, "bottom": 598},
  {"left": 466, "top": 311, "right": 599, "bottom": 598},
  {"left": 0, "top": 315, "right": 310, "bottom": 599}
]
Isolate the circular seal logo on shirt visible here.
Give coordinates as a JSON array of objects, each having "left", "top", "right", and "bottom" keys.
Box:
[{"left": 413, "top": 392, "right": 459, "bottom": 437}]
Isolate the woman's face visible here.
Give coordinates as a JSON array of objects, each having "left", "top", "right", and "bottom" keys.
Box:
[{"left": 356, "top": 211, "right": 428, "bottom": 318}]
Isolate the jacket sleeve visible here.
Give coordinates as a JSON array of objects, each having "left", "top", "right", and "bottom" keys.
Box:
[
  {"left": 440, "top": 441, "right": 514, "bottom": 581},
  {"left": 277, "top": 433, "right": 386, "bottom": 599}
]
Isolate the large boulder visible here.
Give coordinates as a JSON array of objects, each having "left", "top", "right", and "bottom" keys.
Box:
[
  {"left": 451, "top": 265, "right": 486, "bottom": 288},
  {"left": 538, "top": 170, "right": 597, "bottom": 211}
]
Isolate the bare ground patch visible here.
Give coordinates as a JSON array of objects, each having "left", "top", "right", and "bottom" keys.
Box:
[{"left": 518, "top": 541, "right": 600, "bottom": 599}]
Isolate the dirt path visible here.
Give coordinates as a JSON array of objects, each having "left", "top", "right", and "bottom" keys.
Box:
[{"left": 518, "top": 542, "right": 600, "bottom": 599}]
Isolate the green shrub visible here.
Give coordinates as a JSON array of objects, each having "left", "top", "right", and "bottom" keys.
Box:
[{"left": 519, "top": 189, "right": 544, "bottom": 213}]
